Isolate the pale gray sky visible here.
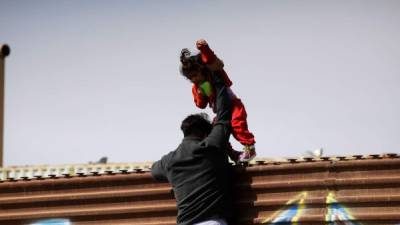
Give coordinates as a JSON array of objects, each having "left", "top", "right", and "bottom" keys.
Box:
[{"left": 1, "top": 0, "right": 399, "bottom": 166}]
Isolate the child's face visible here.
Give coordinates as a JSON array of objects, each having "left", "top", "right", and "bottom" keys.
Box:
[{"left": 189, "top": 71, "right": 206, "bottom": 85}]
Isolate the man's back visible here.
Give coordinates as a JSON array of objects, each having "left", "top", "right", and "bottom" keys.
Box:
[
  {"left": 152, "top": 65, "right": 233, "bottom": 225},
  {"left": 155, "top": 136, "right": 232, "bottom": 225}
]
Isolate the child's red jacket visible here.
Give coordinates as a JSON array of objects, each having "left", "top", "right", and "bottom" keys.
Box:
[{"left": 192, "top": 44, "right": 255, "bottom": 146}]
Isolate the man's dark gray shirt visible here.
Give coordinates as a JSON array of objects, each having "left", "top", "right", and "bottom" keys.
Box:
[{"left": 151, "top": 75, "right": 233, "bottom": 225}]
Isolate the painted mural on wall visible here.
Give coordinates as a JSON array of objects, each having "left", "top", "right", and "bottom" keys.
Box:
[
  {"left": 325, "top": 193, "right": 361, "bottom": 225},
  {"left": 263, "top": 192, "right": 308, "bottom": 224},
  {"left": 27, "top": 192, "right": 394, "bottom": 225},
  {"left": 263, "top": 192, "right": 360, "bottom": 225},
  {"left": 30, "top": 219, "right": 71, "bottom": 225}
]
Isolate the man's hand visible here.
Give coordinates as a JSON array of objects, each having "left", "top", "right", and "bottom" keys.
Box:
[
  {"left": 206, "top": 58, "right": 224, "bottom": 71},
  {"left": 196, "top": 39, "right": 208, "bottom": 49}
]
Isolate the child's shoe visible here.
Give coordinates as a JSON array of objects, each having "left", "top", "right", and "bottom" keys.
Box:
[
  {"left": 239, "top": 145, "right": 256, "bottom": 162},
  {"left": 227, "top": 148, "right": 242, "bottom": 164}
]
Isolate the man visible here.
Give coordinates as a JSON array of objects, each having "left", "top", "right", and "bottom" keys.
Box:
[{"left": 151, "top": 71, "right": 233, "bottom": 225}]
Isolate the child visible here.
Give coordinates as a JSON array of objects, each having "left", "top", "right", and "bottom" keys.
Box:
[{"left": 179, "top": 39, "right": 256, "bottom": 162}]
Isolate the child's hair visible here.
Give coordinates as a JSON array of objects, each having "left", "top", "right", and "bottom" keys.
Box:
[{"left": 179, "top": 48, "right": 210, "bottom": 80}]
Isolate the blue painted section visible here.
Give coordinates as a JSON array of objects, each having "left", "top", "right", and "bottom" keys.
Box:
[
  {"left": 271, "top": 204, "right": 301, "bottom": 223},
  {"left": 326, "top": 202, "right": 361, "bottom": 225},
  {"left": 30, "top": 219, "right": 71, "bottom": 225}
]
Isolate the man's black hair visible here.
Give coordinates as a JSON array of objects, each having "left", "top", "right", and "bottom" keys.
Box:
[{"left": 181, "top": 113, "right": 213, "bottom": 138}]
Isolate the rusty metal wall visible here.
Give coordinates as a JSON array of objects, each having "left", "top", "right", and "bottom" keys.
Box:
[{"left": 0, "top": 154, "right": 399, "bottom": 225}]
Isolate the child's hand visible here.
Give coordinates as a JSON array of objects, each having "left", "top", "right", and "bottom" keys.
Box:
[{"left": 196, "top": 39, "right": 208, "bottom": 49}]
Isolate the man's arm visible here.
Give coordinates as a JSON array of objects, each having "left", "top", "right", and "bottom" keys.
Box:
[
  {"left": 151, "top": 153, "right": 171, "bottom": 181},
  {"left": 203, "top": 71, "right": 233, "bottom": 149}
]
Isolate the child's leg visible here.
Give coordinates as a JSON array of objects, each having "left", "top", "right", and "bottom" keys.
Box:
[
  {"left": 231, "top": 99, "right": 256, "bottom": 161},
  {"left": 231, "top": 99, "right": 255, "bottom": 146}
]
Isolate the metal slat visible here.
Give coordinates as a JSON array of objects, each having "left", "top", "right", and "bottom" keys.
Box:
[{"left": 0, "top": 157, "right": 399, "bottom": 225}]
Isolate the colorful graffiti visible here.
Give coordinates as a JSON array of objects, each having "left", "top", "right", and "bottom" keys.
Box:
[
  {"left": 326, "top": 192, "right": 361, "bottom": 225},
  {"left": 263, "top": 192, "right": 360, "bottom": 224},
  {"left": 262, "top": 192, "right": 308, "bottom": 224},
  {"left": 30, "top": 219, "right": 71, "bottom": 225}
]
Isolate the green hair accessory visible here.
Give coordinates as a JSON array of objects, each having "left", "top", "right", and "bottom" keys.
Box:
[{"left": 200, "top": 81, "right": 212, "bottom": 97}]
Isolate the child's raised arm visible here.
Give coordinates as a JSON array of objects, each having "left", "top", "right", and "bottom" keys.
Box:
[
  {"left": 196, "top": 39, "right": 220, "bottom": 66},
  {"left": 196, "top": 39, "right": 233, "bottom": 87}
]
